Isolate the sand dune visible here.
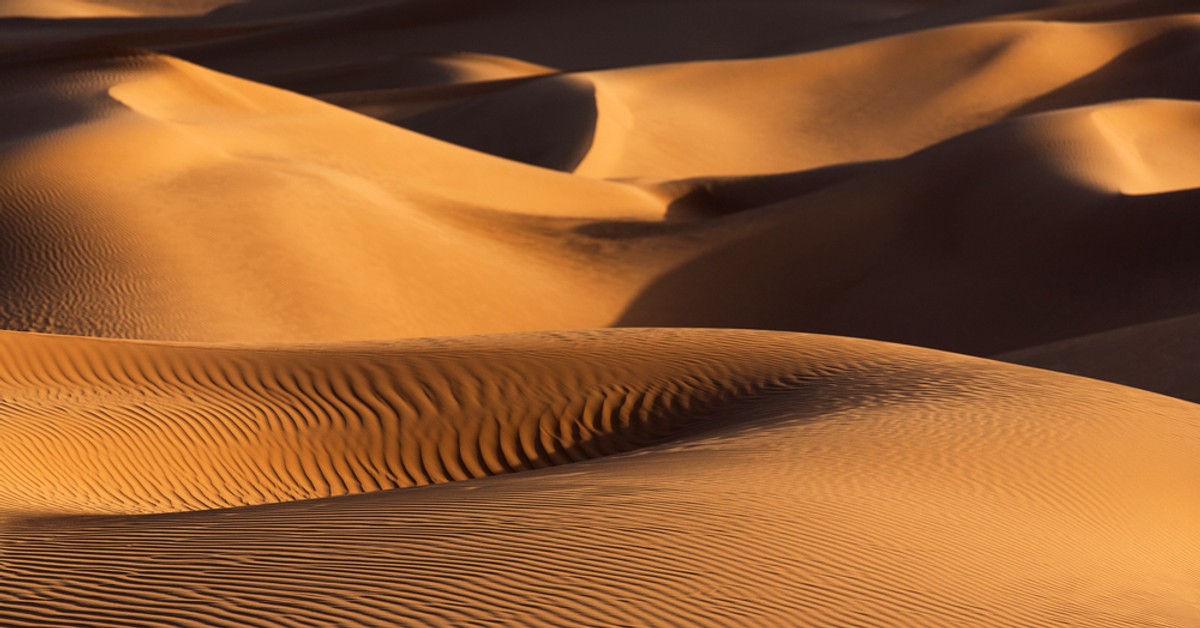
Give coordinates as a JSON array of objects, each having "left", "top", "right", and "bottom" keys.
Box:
[
  {"left": 0, "top": 0, "right": 241, "bottom": 18},
  {"left": 575, "top": 16, "right": 1200, "bottom": 179},
  {"left": 251, "top": 14, "right": 1200, "bottom": 177},
  {"left": 1, "top": 328, "right": 1197, "bottom": 625},
  {"left": 0, "top": 0, "right": 134, "bottom": 18},
  {"left": 1, "top": 0, "right": 1198, "bottom": 624},
  {"left": 3, "top": 46, "right": 1198, "bottom": 351},
  {"left": 616, "top": 98, "right": 1200, "bottom": 355},
  {"left": 0, "top": 50, "right": 667, "bottom": 341}
]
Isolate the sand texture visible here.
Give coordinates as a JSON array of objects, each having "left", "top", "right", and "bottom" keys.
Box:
[{"left": 0, "top": 0, "right": 1197, "bottom": 625}]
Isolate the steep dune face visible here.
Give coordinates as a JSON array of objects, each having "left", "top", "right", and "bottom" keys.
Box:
[
  {"left": 0, "top": 329, "right": 1197, "bottom": 625},
  {"left": 3, "top": 6, "right": 1198, "bottom": 357}
]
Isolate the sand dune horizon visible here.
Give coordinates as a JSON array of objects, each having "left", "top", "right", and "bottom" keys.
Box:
[{"left": 1, "top": 0, "right": 1197, "bottom": 625}]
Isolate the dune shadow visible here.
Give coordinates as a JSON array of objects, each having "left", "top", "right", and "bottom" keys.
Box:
[
  {"left": 395, "top": 74, "right": 597, "bottom": 172},
  {"left": 614, "top": 181, "right": 1200, "bottom": 357}
]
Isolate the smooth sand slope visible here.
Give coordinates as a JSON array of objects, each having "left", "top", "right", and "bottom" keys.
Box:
[
  {"left": 0, "top": 49, "right": 667, "bottom": 341},
  {"left": 351, "top": 15, "right": 1200, "bottom": 179},
  {"left": 0, "top": 328, "right": 1197, "bottom": 625}
]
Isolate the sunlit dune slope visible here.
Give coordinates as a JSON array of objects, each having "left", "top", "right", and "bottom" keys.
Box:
[
  {"left": 0, "top": 0, "right": 134, "bottom": 18},
  {"left": 318, "top": 15, "right": 1200, "bottom": 178},
  {"left": 0, "top": 0, "right": 240, "bottom": 18},
  {"left": 0, "top": 51, "right": 662, "bottom": 341},
  {"left": 572, "top": 16, "right": 1200, "bottom": 179},
  {"left": 0, "top": 328, "right": 1196, "bottom": 625}
]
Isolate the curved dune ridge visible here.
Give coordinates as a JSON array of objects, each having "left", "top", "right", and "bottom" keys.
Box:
[{"left": 0, "top": 329, "right": 1197, "bottom": 625}]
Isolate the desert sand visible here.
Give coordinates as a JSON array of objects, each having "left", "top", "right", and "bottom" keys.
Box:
[{"left": 0, "top": 0, "right": 1197, "bottom": 625}]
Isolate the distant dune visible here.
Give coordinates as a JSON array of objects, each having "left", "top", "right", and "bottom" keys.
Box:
[
  {"left": 0, "top": 0, "right": 1197, "bottom": 625},
  {"left": 0, "top": 0, "right": 239, "bottom": 18}
]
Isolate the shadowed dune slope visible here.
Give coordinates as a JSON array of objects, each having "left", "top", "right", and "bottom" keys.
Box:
[
  {"left": 617, "top": 99, "right": 1200, "bottom": 355},
  {"left": 165, "top": 0, "right": 928, "bottom": 90},
  {"left": 395, "top": 74, "right": 599, "bottom": 172},
  {"left": 1, "top": 46, "right": 1198, "bottom": 365},
  {"left": 1001, "top": 314, "right": 1200, "bottom": 402},
  {"left": 0, "top": 328, "right": 1197, "bottom": 625}
]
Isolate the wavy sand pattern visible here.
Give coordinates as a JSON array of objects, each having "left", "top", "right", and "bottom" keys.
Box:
[{"left": 1, "top": 1, "right": 1198, "bottom": 625}]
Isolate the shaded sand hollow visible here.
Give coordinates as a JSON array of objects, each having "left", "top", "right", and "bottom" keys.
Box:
[{"left": 1, "top": 0, "right": 1198, "bottom": 625}]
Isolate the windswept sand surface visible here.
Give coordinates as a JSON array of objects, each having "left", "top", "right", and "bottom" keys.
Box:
[{"left": 1, "top": 0, "right": 1198, "bottom": 625}]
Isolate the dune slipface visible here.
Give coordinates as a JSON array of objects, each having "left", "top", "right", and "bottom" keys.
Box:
[{"left": 1, "top": 0, "right": 1198, "bottom": 625}]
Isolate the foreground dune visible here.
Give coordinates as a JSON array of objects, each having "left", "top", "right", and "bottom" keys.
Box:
[{"left": 0, "top": 328, "right": 1196, "bottom": 625}]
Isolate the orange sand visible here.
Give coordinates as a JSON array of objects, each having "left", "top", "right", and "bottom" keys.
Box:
[{"left": 0, "top": 1, "right": 1197, "bottom": 625}]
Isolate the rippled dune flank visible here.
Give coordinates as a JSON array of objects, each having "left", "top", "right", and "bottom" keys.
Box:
[
  {"left": 1, "top": 0, "right": 1198, "bottom": 625},
  {"left": 1, "top": 329, "right": 1197, "bottom": 625}
]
